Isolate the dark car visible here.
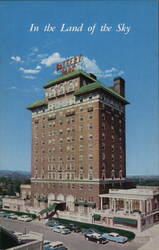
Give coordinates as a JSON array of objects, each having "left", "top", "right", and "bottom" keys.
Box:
[
  {"left": 67, "top": 224, "right": 81, "bottom": 233},
  {"left": 82, "top": 228, "right": 101, "bottom": 236},
  {"left": 85, "top": 233, "right": 108, "bottom": 244}
]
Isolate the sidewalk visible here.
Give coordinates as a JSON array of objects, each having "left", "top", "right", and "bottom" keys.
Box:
[{"left": 136, "top": 223, "right": 159, "bottom": 250}]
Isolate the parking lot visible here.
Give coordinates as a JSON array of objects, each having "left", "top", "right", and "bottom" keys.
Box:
[{"left": 0, "top": 216, "right": 148, "bottom": 250}]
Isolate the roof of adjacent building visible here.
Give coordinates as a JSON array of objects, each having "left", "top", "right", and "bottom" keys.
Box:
[
  {"left": 74, "top": 80, "right": 129, "bottom": 104},
  {"left": 27, "top": 99, "right": 47, "bottom": 110}
]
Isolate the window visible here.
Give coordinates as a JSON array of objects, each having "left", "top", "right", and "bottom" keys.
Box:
[
  {"left": 111, "top": 154, "right": 114, "bottom": 161},
  {"left": 88, "top": 185, "right": 93, "bottom": 191},
  {"left": 59, "top": 147, "right": 63, "bottom": 152},
  {"left": 80, "top": 116, "right": 83, "bottom": 121},
  {"left": 88, "top": 113, "right": 93, "bottom": 119},
  {"left": 67, "top": 118, "right": 70, "bottom": 124},
  {"left": 102, "top": 153, "right": 105, "bottom": 160},
  {"left": 88, "top": 144, "right": 93, "bottom": 150},
  {"left": 80, "top": 135, "right": 84, "bottom": 141},
  {"left": 80, "top": 163, "right": 83, "bottom": 170},
  {"left": 89, "top": 154, "right": 93, "bottom": 160},
  {"left": 88, "top": 123, "right": 93, "bottom": 129},
  {"left": 79, "top": 125, "right": 84, "bottom": 132},
  {"left": 67, "top": 127, "right": 71, "bottom": 133},
  {"left": 79, "top": 155, "right": 83, "bottom": 160},
  {"left": 67, "top": 137, "right": 70, "bottom": 142},
  {"left": 89, "top": 134, "right": 93, "bottom": 140},
  {"left": 89, "top": 164, "right": 93, "bottom": 170},
  {"left": 79, "top": 145, "right": 83, "bottom": 151},
  {"left": 111, "top": 169, "right": 115, "bottom": 179},
  {"left": 87, "top": 106, "right": 93, "bottom": 112},
  {"left": 102, "top": 113, "right": 105, "bottom": 120},
  {"left": 79, "top": 173, "right": 83, "bottom": 180},
  {"left": 88, "top": 173, "right": 93, "bottom": 180}
]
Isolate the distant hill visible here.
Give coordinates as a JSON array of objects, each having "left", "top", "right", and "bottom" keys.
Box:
[{"left": 0, "top": 170, "right": 31, "bottom": 179}]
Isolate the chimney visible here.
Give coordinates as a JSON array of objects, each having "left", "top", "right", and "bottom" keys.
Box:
[{"left": 113, "top": 77, "right": 125, "bottom": 97}]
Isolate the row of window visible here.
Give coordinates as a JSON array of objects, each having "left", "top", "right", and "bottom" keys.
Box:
[{"left": 33, "top": 111, "right": 94, "bottom": 126}]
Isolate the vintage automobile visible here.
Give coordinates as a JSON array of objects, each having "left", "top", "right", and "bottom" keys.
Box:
[
  {"left": 102, "top": 232, "right": 128, "bottom": 243},
  {"left": 85, "top": 233, "right": 108, "bottom": 244},
  {"left": 67, "top": 224, "right": 81, "bottom": 233},
  {"left": 8, "top": 213, "right": 18, "bottom": 220},
  {"left": 46, "top": 221, "right": 61, "bottom": 227},
  {"left": 18, "top": 215, "right": 32, "bottom": 222},
  {"left": 82, "top": 228, "right": 101, "bottom": 236},
  {"left": 43, "top": 241, "right": 68, "bottom": 250},
  {"left": 52, "top": 225, "right": 71, "bottom": 234}
]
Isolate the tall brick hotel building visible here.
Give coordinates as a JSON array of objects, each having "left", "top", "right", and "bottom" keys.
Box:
[{"left": 27, "top": 62, "right": 129, "bottom": 214}]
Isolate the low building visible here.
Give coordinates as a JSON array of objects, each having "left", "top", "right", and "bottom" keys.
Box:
[
  {"left": 96, "top": 186, "right": 159, "bottom": 232},
  {"left": 20, "top": 185, "right": 31, "bottom": 200},
  {"left": 2, "top": 196, "right": 27, "bottom": 212}
]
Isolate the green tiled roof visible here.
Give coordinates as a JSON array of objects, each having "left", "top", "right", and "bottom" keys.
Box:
[
  {"left": 74, "top": 81, "right": 129, "bottom": 104},
  {"left": 43, "top": 70, "right": 95, "bottom": 88},
  {"left": 27, "top": 99, "right": 47, "bottom": 110}
]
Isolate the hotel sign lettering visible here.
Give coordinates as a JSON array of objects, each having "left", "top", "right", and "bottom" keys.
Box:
[{"left": 56, "top": 55, "right": 82, "bottom": 74}]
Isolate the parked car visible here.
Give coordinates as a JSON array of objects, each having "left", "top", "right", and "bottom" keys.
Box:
[
  {"left": 43, "top": 241, "right": 68, "bottom": 250},
  {"left": 8, "top": 213, "right": 18, "bottom": 220},
  {"left": 46, "top": 221, "right": 61, "bottom": 227},
  {"left": 18, "top": 215, "right": 32, "bottom": 222},
  {"left": 67, "top": 224, "right": 81, "bottom": 232},
  {"left": 52, "top": 225, "right": 71, "bottom": 234},
  {"left": 85, "top": 233, "right": 108, "bottom": 244},
  {"left": 82, "top": 228, "right": 101, "bottom": 236},
  {"left": 0, "top": 212, "right": 8, "bottom": 217},
  {"left": 102, "top": 232, "right": 128, "bottom": 243}
]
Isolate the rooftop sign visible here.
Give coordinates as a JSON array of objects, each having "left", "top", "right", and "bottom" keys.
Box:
[{"left": 56, "top": 55, "right": 82, "bottom": 74}]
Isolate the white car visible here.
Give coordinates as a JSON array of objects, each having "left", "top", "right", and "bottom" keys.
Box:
[
  {"left": 9, "top": 214, "right": 18, "bottom": 220},
  {"left": 18, "top": 215, "right": 32, "bottom": 222}
]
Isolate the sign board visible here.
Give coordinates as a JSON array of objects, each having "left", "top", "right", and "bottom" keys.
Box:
[{"left": 56, "top": 55, "right": 82, "bottom": 74}]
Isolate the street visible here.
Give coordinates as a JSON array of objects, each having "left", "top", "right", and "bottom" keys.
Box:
[{"left": 0, "top": 217, "right": 148, "bottom": 250}]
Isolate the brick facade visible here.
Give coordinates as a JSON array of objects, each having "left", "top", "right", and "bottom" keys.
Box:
[{"left": 27, "top": 70, "right": 129, "bottom": 213}]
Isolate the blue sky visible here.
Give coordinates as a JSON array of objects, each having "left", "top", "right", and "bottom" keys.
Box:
[{"left": 0, "top": 0, "right": 158, "bottom": 176}]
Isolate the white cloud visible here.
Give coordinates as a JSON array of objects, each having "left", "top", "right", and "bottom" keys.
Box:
[
  {"left": 41, "top": 52, "right": 65, "bottom": 67},
  {"left": 11, "top": 56, "right": 23, "bottom": 63},
  {"left": 7, "top": 86, "right": 17, "bottom": 90},
  {"left": 77, "top": 56, "right": 103, "bottom": 77},
  {"left": 35, "top": 65, "right": 42, "bottom": 70},
  {"left": 19, "top": 65, "right": 41, "bottom": 74},
  {"left": 31, "top": 47, "right": 39, "bottom": 53},
  {"left": 77, "top": 56, "right": 124, "bottom": 79},
  {"left": 23, "top": 75, "right": 36, "bottom": 80}
]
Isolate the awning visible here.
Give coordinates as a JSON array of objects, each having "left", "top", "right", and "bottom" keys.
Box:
[
  {"left": 48, "top": 203, "right": 58, "bottom": 211},
  {"left": 113, "top": 217, "right": 137, "bottom": 225},
  {"left": 74, "top": 201, "right": 96, "bottom": 207},
  {"left": 36, "top": 197, "right": 48, "bottom": 202},
  {"left": 39, "top": 203, "right": 58, "bottom": 215},
  {"left": 92, "top": 214, "right": 101, "bottom": 220}
]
